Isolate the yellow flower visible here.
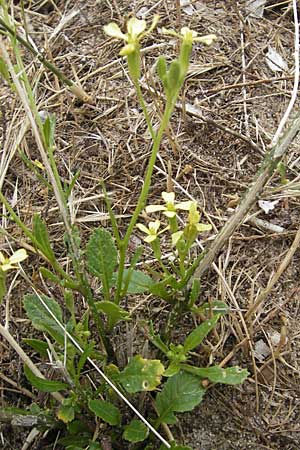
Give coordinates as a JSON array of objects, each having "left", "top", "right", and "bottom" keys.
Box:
[
  {"left": 0, "top": 249, "right": 28, "bottom": 272},
  {"left": 104, "top": 16, "right": 159, "bottom": 56},
  {"left": 162, "top": 26, "right": 216, "bottom": 46},
  {"left": 171, "top": 202, "right": 212, "bottom": 246},
  {"left": 146, "top": 192, "right": 192, "bottom": 219},
  {"left": 136, "top": 219, "right": 168, "bottom": 243}
]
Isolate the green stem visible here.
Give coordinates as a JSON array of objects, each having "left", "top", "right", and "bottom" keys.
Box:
[{"left": 114, "top": 101, "right": 174, "bottom": 304}]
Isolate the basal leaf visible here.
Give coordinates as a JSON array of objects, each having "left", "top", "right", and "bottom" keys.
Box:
[
  {"left": 155, "top": 372, "right": 205, "bottom": 425},
  {"left": 95, "top": 301, "right": 130, "bottom": 330},
  {"left": 57, "top": 404, "right": 75, "bottom": 423},
  {"left": 123, "top": 419, "right": 149, "bottom": 442},
  {"left": 33, "top": 214, "right": 56, "bottom": 263},
  {"left": 122, "top": 269, "right": 154, "bottom": 294},
  {"left": 86, "top": 228, "right": 117, "bottom": 299},
  {"left": 183, "top": 315, "right": 220, "bottom": 353},
  {"left": 23, "top": 338, "right": 49, "bottom": 358},
  {"left": 24, "top": 365, "right": 68, "bottom": 392},
  {"left": 119, "top": 355, "right": 164, "bottom": 393},
  {"left": 23, "top": 294, "right": 65, "bottom": 345},
  {"left": 181, "top": 364, "right": 249, "bottom": 385},
  {"left": 88, "top": 399, "right": 121, "bottom": 426}
]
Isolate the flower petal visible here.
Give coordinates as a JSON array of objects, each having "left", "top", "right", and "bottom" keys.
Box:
[
  {"left": 120, "top": 43, "right": 136, "bottom": 55},
  {"left": 103, "top": 22, "right": 128, "bottom": 40},
  {"left": 176, "top": 200, "right": 193, "bottom": 210},
  {"left": 145, "top": 205, "right": 165, "bottom": 213},
  {"left": 149, "top": 220, "right": 161, "bottom": 234},
  {"left": 196, "top": 223, "right": 212, "bottom": 232},
  {"left": 10, "top": 249, "right": 28, "bottom": 264},
  {"left": 171, "top": 231, "right": 183, "bottom": 246},
  {"left": 144, "top": 235, "right": 157, "bottom": 243},
  {"left": 163, "top": 210, "right": 176, "bottom": 218},
  {"left": 127, "top": 18, "right": 146, "bottom": 39},
  {"left": 1, "top": 263, "right": 14, "bottom": 272},
  {"left": 195, "top": 34, "right": 217, "bottom": 46},
  {"left": 136, "top": 223, "right": 150, "bottom": 234},
  {"left": 162, "top": 191, "right": 175, "bottom": 204}
]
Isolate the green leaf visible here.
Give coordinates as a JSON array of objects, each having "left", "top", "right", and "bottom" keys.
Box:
[
  {"left": 155, "top": 372, "right": 205, "bottom": 425},
  {"left": 95, "top": 301, "right": 130, "bottom": 330},
  {"left": 88, "top": 399, "right": 121, "bottom": 426},
  {"left": 32, "top": 214, "right": 56, "bottom": 263},
  {"left": 122, "top": 269, "right": 154, "bottom": 294},
  {"left": 23, "top": 338, "right": 49, "bottom": 358},
  {"left": 0, "top": 57, "right": 10, "bottom": 83},
  {"left": 24, "top": 365, "right": 68, "bottom": 392},
  {"left": 188, "top": 279, "right": 201, "bottom": 308},
  {"left": 39, "top": 267, "right": 61, "bottom": 283},
  {"left": 23, "top": 294, "right": 65, "bottom": 346},
  {"left": 0, "top": 271, "right": 6, "bottom": 305},
  {"left": 119, "top": 355, "right": 164, "bottom": 393},
  {"left": 192, "top": 300, "right": 228, "bottom": 317},
  {"left": 86, "top": 228, "right": 117, "bottom": 300},
  {"left": 43, "top": 114, "right": 56, "bottom": 148},
  {"left": 183, "top": 315, "right": 220, "bottom": 353},
  {"left": 181, "top": 365, "right": 249, "bottom": 385},
  {"left": 157, "top": 56, "right": 167, "bottom": 80},
  {"left": 163, "top": 362, "right": 181, "bottom": 377},
  {"left": 167, "top": 60, "right": 181, "bottom": 91},
  {"left": 57, "top": 404, "right": 75, "bottom": 423},
  {"left": 123, "top": 419, "right": 149, "bottom": 442}
]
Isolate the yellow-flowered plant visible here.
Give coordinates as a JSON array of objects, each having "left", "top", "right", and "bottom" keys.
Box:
[
  {"left": 104, "top": 16, "right": 159, "bottom": 81},
  {"left": 0, "top": 248, "right": 28, "bottom": 304}
]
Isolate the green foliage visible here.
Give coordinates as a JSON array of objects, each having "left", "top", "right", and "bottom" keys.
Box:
[
  {"left": 119, "top": 355, "right": 165, "bottom": 393},
  {"left": 23, "top": 294, "right": 65, "bottom": 346},
  {"left": 181, "top": 365, "right": 250, "bottom": 385},
  {"left": 95, "top": 301, "right": 130, "bottom": 330},
  {"left": 86, "top": 228, "right": 118, "bottom": 300},
  {"left": 88, "top": 399, "right": 121, "bottom": 426},
  {"left": 183, "top": 315, "right": 221, "bottom": 352},
  {"left": 123, "top": 419, "right": 149, "bottom": 442},
  {"left": 23, "top": 338, "right": 49, "bottom": 358},
  {"left": 155, "top": 372, "right": 205, "bottom": 425},
  {"left": 24, "top": 365, "right": 68, "bottom": 392},
  {"left": 0, "top": 270, "right": 6, "bottom": 304}
]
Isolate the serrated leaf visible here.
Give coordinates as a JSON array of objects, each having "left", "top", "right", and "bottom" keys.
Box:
[
  {"left": 33, "top": 214, "right": 56, "bottom": 263},
  {"left": 119, "top": 355, "right": 164, "bottom": 393},
  {"left": 24, "top": 365, "right": 68, "bottom": 392},
  {"left": 23, "top": 294, "right": 65, "bottom": 346},
  {"left": 181, "top": 364, "right": 249, "bottom": 385},
  {"left": 88, "top": 399, "right": 121, "bottom": 426},
  {"left": 155, "top": 372, "right": 205, "bottom": 425},
  {"left": 23, "top": 338, "right": 49, "bottom": 358},
  {"left": 183, "top": 315, "right": 220, "bottom": 353},
  {"left": 57, "top": 404, "right": 75, "bottom": 423},
  {"left": 95, "top": 301, "right": 130, "bottom": 330},
  {"left": 86, "top": 228, "right": 117, "bottom": 300},
  {"left": 123, "top": 419, "right": 149, "bottom": 442}
]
